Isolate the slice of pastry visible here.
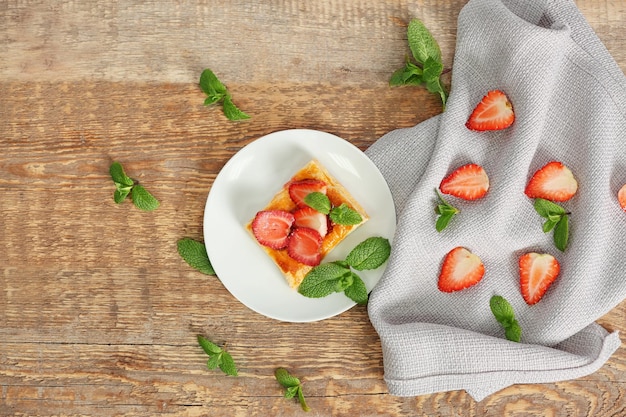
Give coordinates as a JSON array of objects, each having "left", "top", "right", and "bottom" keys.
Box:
[{"left": 246, "top": 159, "right": 368, "bottom": 289}]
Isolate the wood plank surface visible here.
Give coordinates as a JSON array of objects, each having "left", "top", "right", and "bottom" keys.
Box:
[{"left": 1, "top": 1, "right": 625, "bottom": 416}]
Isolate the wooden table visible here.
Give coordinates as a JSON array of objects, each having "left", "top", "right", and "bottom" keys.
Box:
[{"left": 1, "top": 1, "right": 625, "bottom": 416}]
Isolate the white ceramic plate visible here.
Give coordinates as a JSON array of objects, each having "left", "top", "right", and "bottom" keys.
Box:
[{"left": 203, "top": 129, "right": 396, "bottom": 322}]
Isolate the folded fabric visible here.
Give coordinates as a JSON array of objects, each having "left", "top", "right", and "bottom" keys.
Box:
[{"left": 365, "top": 0, "right": 626, "bottom": 401}]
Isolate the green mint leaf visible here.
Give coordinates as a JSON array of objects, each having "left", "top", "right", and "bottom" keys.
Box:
[
  {"left": 436, "top": 212, "right": 455, "bottom": 232},
  {"left": 304, "top": 192, "right": 331, "bottom": 214},
  {"left": 435, "top": 190, "right": 458, "bottom": 231},
  {"left": 218, "top": 351, "right": 238, "bottom": 376},
  {"left": 345, "top": 237, "right": 391, "bottom": 271},
  {"left": 334, "top": 273, "right": 354, "bottom": 293},
  {"left": 109, "top": 162, "right": 134, "bottom": 187},
  {"left": 285, "top": 385, "right": 299, "bottom": 399},
  {"left": 207, "top": 355, "right": 221, "bottom": 370},
  {"left": 407, "top": 18, "right": 442, "bottom": 64},
  {"left": 489, "top": 295, "right": 515, "bottom": 325},
  {"left": 422, "top": 57, "right": 443, "bottom": 83},
  {"left": 505, "top": 320, "right": 522, "bottom": 343},
  {"left": 199, "top": 68, "right": 227, "bottom": 97},
  {"left": 177, "top": 238, "right": 215, "bottom": 275},
  {"left": 343, "top": 272, "right": 368, "bottom": 305},
  {"left": 554, "top": 214, "right": 569, "bottom": 252},
  {"left": 222, "top": 95, "right": 250, "bottom": 121},
  {"left": 113, "top": 187, "right": 131, "bottom": 204},
  {"left": 533, "top": 198, "right": 565, "bottom": 218},
  {"left": 131, "top": 184, "right": 160, "bottom": 211},
  {"left": 197, "top": 335, "right": 222, "bottom": 355},
  {"left": 298, "top": 262, "right": 351, "bottom": 298},
  {"left": 297, "top": 386, "right": 311, "bottom": 412},
  {"left": 542, "top": 218, "right": 559, "bottom": 233},
  {"left": 389, "top": 67, "right": 407, "bottom": 86},
  {"left": 330, "top": 203, "right": 363, "bottom": 225},
  {"left": 275, "top": 368, "right": 301, "bottom": 388},
  {"left": 490, "top": 296, "right": 522, "bottom": 342}
]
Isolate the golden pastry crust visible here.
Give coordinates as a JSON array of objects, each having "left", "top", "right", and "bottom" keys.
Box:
[{"left": 246, "top": 159, "right": 368, "bottom": 288}]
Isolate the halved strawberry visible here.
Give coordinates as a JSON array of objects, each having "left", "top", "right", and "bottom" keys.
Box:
[
  {"left": 438, "top": 247, "right": 485, "bottom": 292},
  {"left": 287, "top": 227, "right": 323, "bottom": 266},
  {"left": 288, "top": 179, "right": 327, "bottom": 207},
  {"left": 466, "top": 90, "right": 515, "bottom": 131},
  {"left": 293, "top": 206, "right": 329, "bottom": 237},
  {"left": 519, "top": 252, "right": 560, "bottom": 305},
  {"left": 525, "top": 161, "right": 578, "bottom": 202},
  {"left": 617, "top": 184, "right": 626, "bottom": 211},
  {"left": 251, "top": 210, "right": 295, "bottom": 249},
  {"left": 439, "top": 163, "right": 489, "bottom": 200}
]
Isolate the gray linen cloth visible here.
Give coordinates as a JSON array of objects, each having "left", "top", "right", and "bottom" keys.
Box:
[{"left": 365, "top": 0, "right": 626, "bottom": 401}]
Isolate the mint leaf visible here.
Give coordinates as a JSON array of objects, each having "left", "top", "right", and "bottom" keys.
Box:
[
  {"left": 304, "top": 192, "right": 331, "bottom": 214},
  {"left": 343, "top": 273, "right": 368, "bottom": 305},
  {"left": 110, "top": 162, "right": 134, "bottom": 187},
  {"left": 275, "top": 368, "right": 301, "bottom": 388},
  {"left": 177, "top": 238, "right": 215, "bottom": 275},
  {"left": 489, "top": 296, "right": 521, "bottom": 342},
  {"left": 131, "top": 184, "right": 160, "bottom": 211},
  {"left": 222, "top": 95, "right": 250, "bottom": 121},
  {"left": 274, "top": 368, "right": 310, "bottom": 412},
  {"left": 533, "top": 198, "right": 566, "bottom": 218},
  {"left": 330, "top": 203, "right": 363, "bottom": 225},
  {"left": 199, "top": 68, "right": 250, "bottom": 121},
  {"left": 197, "top": 335, "right": 238, "bottom": 376},
  {"left": 435, "top": 190, "right": 459, "bottom": 232},
  {"left": 113, "top": 187, "right": 132, "bottom": 204},
  {"left": 345, "top": 237, "right": 391, "bottom": 271},
  {"left": 298, "top": 262, "right": 351, "bottom": 298},
  {"left": 218, "top": 351, "right": 238, "bottom": 376},
  {"left": 407, "top": 18, "right": 441, "bottom": 64},
  {"left": 542, "top": 218, "right": 559, "bottom": 233},
  {"left": 390, "top": 60, "right": 423, "bottom": 86},
  {"left": 334, "top": 273, "right": 354, "bottom": 292},
  {"left": 554, "top": 215, "right": 569, "bottom": 252}
]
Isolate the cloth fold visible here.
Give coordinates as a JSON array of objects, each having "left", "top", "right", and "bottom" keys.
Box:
[{"left": 365, "top": 0, "right": 626, "bottom": 401}]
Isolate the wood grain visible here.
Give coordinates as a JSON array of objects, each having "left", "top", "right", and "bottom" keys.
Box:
[{"left": 1, "top": 0, "right": 625, "bottom": 416}]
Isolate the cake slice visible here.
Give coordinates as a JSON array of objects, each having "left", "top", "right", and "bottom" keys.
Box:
[{"left": 246, "top": 159, "right": 368, "bottom": 289}]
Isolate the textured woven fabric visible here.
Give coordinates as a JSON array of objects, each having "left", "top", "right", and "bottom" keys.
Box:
[{"left": 365, "top": 0, "right": 626, "bottom": 401}]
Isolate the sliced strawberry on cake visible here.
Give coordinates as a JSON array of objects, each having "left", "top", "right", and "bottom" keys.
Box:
[
  {"left": 525, "top": 161, "right": 578, "bottom": 202},
  {"left": 466, "top": 90, "right": 515, "bottom": 131},
  {"left": 251, "top": 210, "right": 295, "bottom": 250},
  {"left": 287, "top": 227, "right": 323, "bottom": 266},
  {"left": 438, "top": 247, "right": 485, "bottom": 292},
  {"left": 288, "top": 179, "right": 327, "bottom": 207},
  {"left": 439, "top": 163, "right": 490, "bottom": 200},
  {"left": 293, "top": 206, "right": 329, "bottom": 238},
  {"left": 519, "top": 252, "right": 560, "bottom": 305}
]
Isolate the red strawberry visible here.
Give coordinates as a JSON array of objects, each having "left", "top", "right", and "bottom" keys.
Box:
[
  {"left": 293, "top": 206, "right": 329, "bottom": 237},
  {"left": 288, "top": 179, "right": 327, "bottom": 207},
  {"left": 619, "top": 184, "right": 626, "bottom": 211},
  {"left": 438, "top": 247, "right": 485, "bottom": 292},
  {"left": 439, "top": 163, "right": 490, "bottom": 200},
  {"left": 287, "top": 227, "right": 323, "bottom": 266},
  {"left": 519, "top": 252, "right": 560, "bottom": 305},
  {"left": 466, "top": 90, "right": 515, "bottom": 131},
  {"left": 525, "top": 161, "right": 578, "bottom": 202},
  {"left": 251, "top": 210, "right": 295, "bottom": 249}
]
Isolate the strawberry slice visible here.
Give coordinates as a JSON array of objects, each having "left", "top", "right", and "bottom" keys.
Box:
[
  {"left": 287, "top": 227, "right": 323, "bottom": 266},
  {"left": 438, "top": 247, "right": 485, "bottom": 292},
  {"left": 251, "top": 210, "right": 295, "bottom": 249},
  {"left": 618, "top": 184, "right": 626, "bottom": 211},
  {"left": 439, "top": 163, "right": 489, "bottom": 200},
  {"left": 519, "top": 252, "right": 560, "bottom": 305},
  {"left": 525, "top": 161, "right": 578, "bottom": 202},
  {"left": 293, "top": 206, "right": 329, "bottom": 237},
  {"left": 288, "top": 179, "right": 327, "bottom": 207},
  {"left": 466, "top": 90, "right": 515, "bottom": 131}
]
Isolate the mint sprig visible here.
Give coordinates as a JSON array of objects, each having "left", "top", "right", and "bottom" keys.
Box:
[
  {"left": 109, "top": 162, "right": 159, "bottom": 211},
  {"left": 532, "top": 198, "right": 570, "bottom": 251},
  {"left": 197, "top": 335, "right": 238, "bottom": 376},
  {"left": 275, "top": 368, "right": 310, "bottom": 412},
  {"left": 490, "top": 295, "right": 522, "bottom": 342},
  {"left": 298, "top": 237, "right": 391, "bottom": 304},
  {"left": 303, "top": 193, "right": 363, "bottom": 226},
  {"left": 177, "top": 238, "right": 215, "bottom": 275},
  {"left": 199, "top": 68, "right": 250, "bottom": 121},
  {"left": 434, "top": 189, "right": 459, "bottom": 232},
  {"left": 390, "top": 18, "right": 448, "bottom": 109}
]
